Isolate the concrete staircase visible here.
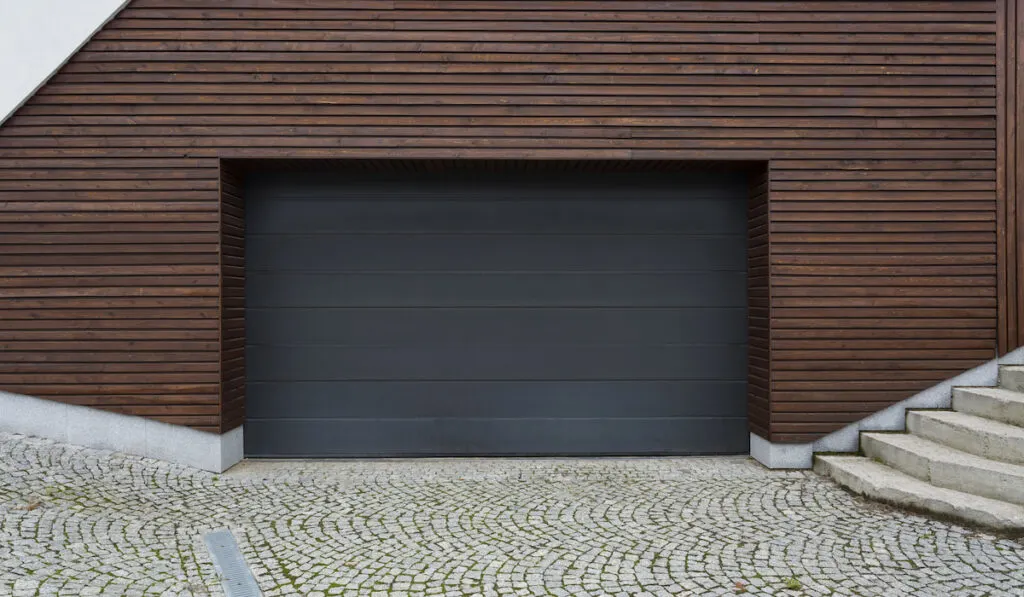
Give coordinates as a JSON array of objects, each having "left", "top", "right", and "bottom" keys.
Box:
[{"left": 815, "top": 365, "right": 1024, "bottom": 533}]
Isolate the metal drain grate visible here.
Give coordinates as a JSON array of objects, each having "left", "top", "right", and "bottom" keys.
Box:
[{"left": 203, "top": 529, "right": 263, "bottom": 597}]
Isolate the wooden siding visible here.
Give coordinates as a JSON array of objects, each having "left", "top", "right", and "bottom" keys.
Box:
[
  {"left": 748, "top": 168, "right": 771, "bottom": 441},
  {"left": 220, "top": 163, "right": 245, "bottom": 433},
  {"left": 997, "top": 0, "right": 1024, "bottom": 353},
  {"left": 0, "top": 0, "right": 1006, "bottom": 442}
]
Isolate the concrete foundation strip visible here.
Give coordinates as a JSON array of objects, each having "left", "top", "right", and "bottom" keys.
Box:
[{"left": 203, "top": 529, "right": 263, "bottom": 597}]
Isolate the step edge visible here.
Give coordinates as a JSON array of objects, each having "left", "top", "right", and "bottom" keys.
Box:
[
  {"left": 861, "top": 433, "right": 1024, "bottom": 480},
  {"left": 814, "top": 456, "right": 1024, "bottom": 532},
  {"left": 954, "top": 386, "right": 1024, "bottom": 400},
  {"left": 907, "top": 409, "right": 1024, "bottom": 435}
]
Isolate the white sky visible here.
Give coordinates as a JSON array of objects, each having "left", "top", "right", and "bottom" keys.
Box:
[{"left": 0, "top": 0, "right": 126, "bottom": 123}]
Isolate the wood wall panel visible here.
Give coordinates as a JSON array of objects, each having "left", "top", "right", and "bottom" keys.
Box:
[
  {"left": 748, "top": 168, "right": 771, "bottom": 440},
  {"left": 0, "top": 0, "right": 1004, "bottom": 442},
  {"left": 220, "top": 162, "right": 245, "bottom": 433},
  {"left": 997, "top": 0, "right": 1024, "bottom": 353}
]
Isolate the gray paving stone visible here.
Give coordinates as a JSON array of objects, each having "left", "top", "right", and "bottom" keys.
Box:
[{"left": 0, "top": 432, "right": 1023, "bottom": 596}]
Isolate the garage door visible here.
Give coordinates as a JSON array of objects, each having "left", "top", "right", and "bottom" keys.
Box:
[{"left": 244, "top": 169, "right": 748, "bottom": 457}]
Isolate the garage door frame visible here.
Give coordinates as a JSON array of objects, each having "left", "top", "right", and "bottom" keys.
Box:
[{"left": 219, "top": 159, "right": 769, "bottom": 457}]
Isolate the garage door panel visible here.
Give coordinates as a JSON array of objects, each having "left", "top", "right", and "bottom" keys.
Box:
[
  {"left": 244, "top": 170, "right": 748, "bottom": 456},
  {"left": 247, "top": 234, "right": 745, "bottom": 273},
  {"left": 245, "top": 417, "right": 749, "bottom": 457},
  {"left": 247, "top": 380, "right": 747, "bottom": 419},
  {"left": 246, "top": 272, "right": 748, "bottom": 308},
  {"left": 247, "top": 344, "right": 746, "bottom": 382},
  {"left": 248, "top": 196, "right": 747, "bottom": 236},
  {"left": 247, "top": 308, "right": 748, "bottom": 346}
]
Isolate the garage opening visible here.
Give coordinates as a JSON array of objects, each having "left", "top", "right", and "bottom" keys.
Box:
[{"left": 240, "top": 161, "right": 753, "bottom": 457}]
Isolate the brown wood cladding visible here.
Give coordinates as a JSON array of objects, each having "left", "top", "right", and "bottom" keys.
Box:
[
  {"left": 219, "top": 163, "right": 245, "bottom": 433},
  {"left": 997, "top": 0, "right": 1024, "bottom": 353},
  {"left": 0, "top": 0, "right": 1008, "bottom": 442},
  {"left": 748, "top": 168, "right": 771, "bottom": 441}
]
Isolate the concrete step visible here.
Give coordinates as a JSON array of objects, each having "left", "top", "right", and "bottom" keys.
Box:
[
  {"left": 953, "top": 387, "right": 1024, "bottom": 427},
  {"left": 907, "top": 410, "right": 1024, "bottom": 465},
  {"left": 861, "top": 432, "right": 1024, "bottom": 506},
  {"left": 814, "top": 455, "right": 1024, "bottom": 532},
  {"left": 998, "top": 365, "right": 1024, "bottom": 392}
]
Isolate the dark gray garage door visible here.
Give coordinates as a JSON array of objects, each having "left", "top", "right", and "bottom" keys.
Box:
[{"left": 245, "top": 168, "right": 748, "bottom": 457}]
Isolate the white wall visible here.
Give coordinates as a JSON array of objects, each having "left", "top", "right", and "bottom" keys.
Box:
[{"left": 0, "top": 0, "right": 127, "bottom": 123}]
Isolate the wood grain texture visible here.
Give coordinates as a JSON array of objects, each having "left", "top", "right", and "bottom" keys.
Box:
[
  {"left": 995, "top": 0, "right": 1023, "bottom": 354},
  {"left": 219, "top": 162, "right": 245, "bottom": 433},
  {"left": 1018, "top": 0, "right": 1024, "bottom": 349},
  {"left": 748, "top": 167, "right": 770, "bottom": 440},
  {"left": 0, "top": 0, "right": 1006, "bottom": 442}
]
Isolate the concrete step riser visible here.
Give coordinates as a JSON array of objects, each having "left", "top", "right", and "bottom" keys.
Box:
[
  {"left": 953, "top": 388, "right": 1024, "bottom": 428},
  {"left": 861, "top": 434, "right": 1024, "bottom": 507},
  {"left": 907, "top": 411, "right": 1024, "bottom": 466},
  {"left": 814, "top": 455, "right": 1024, "bottom": 532},
  {"left": 999, "top": 367, "right": 1024, "bottom": 392}
]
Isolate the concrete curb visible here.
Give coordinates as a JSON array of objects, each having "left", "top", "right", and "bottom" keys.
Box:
[{"left": 0, "top": 390, "right": 242, "bottom": 472}]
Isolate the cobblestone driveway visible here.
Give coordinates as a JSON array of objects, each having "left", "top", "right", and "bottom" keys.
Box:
[{"left": 1, "top": 433, "right": 1023, "bottom": 596}]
